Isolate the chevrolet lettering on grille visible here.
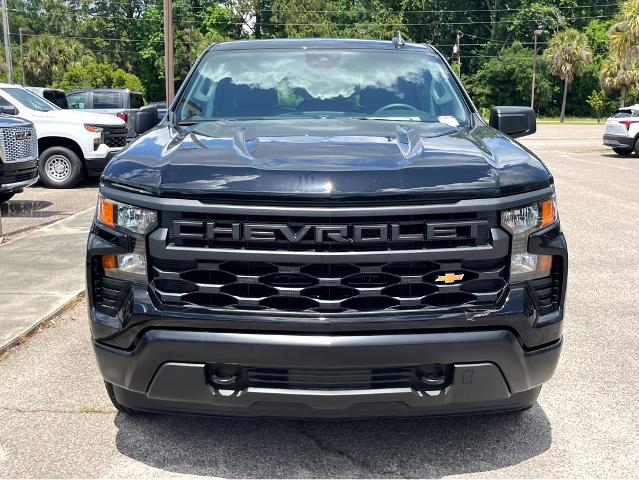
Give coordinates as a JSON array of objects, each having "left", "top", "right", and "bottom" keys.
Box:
[
  {"left": 15, "top": 131, "right": 32, "bottom": 141},
  {"left": 171, "top": 220, "right": 487, "bottom": 244}
]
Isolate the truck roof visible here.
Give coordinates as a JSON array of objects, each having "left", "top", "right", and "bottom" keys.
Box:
[
  {"left": 209, "top": 38, "right": 436, "bottom": 53},
  {"left": 68, "top": 88, "right": 142, "bottom": 94}
]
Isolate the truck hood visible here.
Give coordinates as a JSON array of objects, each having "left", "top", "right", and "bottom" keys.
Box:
[
  {"left": 102, "top": 118, "right": 551, "bottom": 202},
  {"left": 31, "top": 109, "right": 125, "bottom": 126}
]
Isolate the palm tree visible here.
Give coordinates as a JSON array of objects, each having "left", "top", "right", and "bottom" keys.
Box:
[
  {"left": 22, "top": 35, "right": 93, "bottom": 86},
  {"left": 544, "top": 29, "right": 593, "bottom": 123},
  {"left": 604, "top": 0, "right": 639, "bottom": 106},
  {"left": 600, "top": 55, "right": 639, "bottom": 107},
  {"left": 609, "top": 0, "right": 639, "bottom": 61}
]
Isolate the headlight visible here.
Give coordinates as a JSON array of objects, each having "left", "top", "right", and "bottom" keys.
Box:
[
  {"left": 84, "top": 124, "right": 104, "bottom": 134},
  {"left": 101, "top": 250, "right": 147, "bottom": 282},
  {"left": 97, "top": 194, "right": 157, "bottom": 235},
  {"left": 502, "top": 197, "right": 557, "bottom": 282}
]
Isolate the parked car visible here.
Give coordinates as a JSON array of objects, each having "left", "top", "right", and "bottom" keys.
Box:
[
  {"left": 0, "top": 114, "right": 38, "bottom": 203},
  {"left": 25, "top": 87, "right": 68, "bottom": 109},
  {"left": 67, "top": 88, "right": 145, "bottom": 138},
  {"left": 0, "top": 83, "right": 127, "bottom": 188},
  {"left": 603, "top": 104, "right": 639, "bottom": 156},
  {"left": 88, "top": 38, "right": 567, "bottom": 418}
]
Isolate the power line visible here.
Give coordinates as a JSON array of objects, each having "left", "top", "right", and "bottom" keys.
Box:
[
  {"left": 74, "top": 1, "right": 620, "bottom": 14},
  {"left": 8, "top": 7, "right": 617, "bottom": 27}
]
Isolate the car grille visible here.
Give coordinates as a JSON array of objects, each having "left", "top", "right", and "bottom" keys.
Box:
[
  {"left": 103, "top": 126, "right": 128, "bottom": 148},
  {"left": 0, "top": 126, "right": 37, "bottom": 163},
  {"left": 150, "top": 257, "right": 507, "bottom": 314},
  {"left": 247, "top": 367, "right": 416, "bottom": 390}
]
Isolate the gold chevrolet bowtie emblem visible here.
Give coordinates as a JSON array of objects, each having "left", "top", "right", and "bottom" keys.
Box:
[{"left": 435, "top": 273, "right": 464, "bottom": 284}]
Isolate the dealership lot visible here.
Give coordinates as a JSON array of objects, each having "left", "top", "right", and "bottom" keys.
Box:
[
  {"left": 0, "top": 124, "right": 637, "bottom": 478},
  {"left": 0, "top": 179, "right": 98, "bottom": 241}
]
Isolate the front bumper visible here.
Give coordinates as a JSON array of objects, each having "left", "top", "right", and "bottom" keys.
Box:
[
  {"left": 87, "top": 186, "right": 567, "bottom": 417},
  {"left": 95, "top": 329, "right": 561, "bottom": 417},
  {"left": 0, "top": 159, "right": 38, "bottom": 192},
  {"left": 603, "top": 134, "right": 635, "bottom": 149}
]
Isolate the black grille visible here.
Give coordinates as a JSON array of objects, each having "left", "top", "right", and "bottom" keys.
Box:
[
  {"left": 150, "top": 257, "right": 507, "bottom": 314},
  {"left": 160, "top": 210, "right": 498, "bottom": 252},
  {"left": 248, "top": 367, "right": 415, "bottom": 390},
  {"left": 104, "top": 126, "right": 128, "bottom": 148}
]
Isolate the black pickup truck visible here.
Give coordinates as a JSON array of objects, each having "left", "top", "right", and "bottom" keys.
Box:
[{"left": 87, "top": 38, "right": 567, "bottom": 418}]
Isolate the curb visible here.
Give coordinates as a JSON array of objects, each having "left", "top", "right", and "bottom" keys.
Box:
[{"left": 0, "top": 290, "right": 85, "bottom": 356}]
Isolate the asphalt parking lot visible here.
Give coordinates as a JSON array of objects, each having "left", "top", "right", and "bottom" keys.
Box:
[
  {"left": 0, "top": 124, "right": 637, "bottom": 478},
  {"left": 0, "top": 178, "right": 98, "bottom": 241}
]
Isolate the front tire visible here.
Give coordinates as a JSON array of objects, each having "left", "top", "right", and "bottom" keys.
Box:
[
  {"left": 39, "top": 146, "right": 83, "bottom": 188},
  {"left": 613, "top": 147, "right": 634, "bottom": 156},
  {"left": 0, "top": 192, "right": 15, "bottom": 204}
]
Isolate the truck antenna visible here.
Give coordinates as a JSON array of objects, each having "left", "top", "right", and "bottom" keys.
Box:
[{"left": 392, "top": 31, "right": 405, "bottom": 49}]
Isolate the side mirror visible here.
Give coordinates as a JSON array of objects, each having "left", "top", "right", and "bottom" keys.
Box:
[
  {"left": 134, "top": 105, "right": 159, "bottom": 135},
  {"left": 489, "top": 106, "right": 536, "bottom": 138},
  {"left": 0, "top": 105, "right": 17, "bottom": 115}
]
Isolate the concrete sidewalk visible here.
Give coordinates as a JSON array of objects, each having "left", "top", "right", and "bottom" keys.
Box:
[{"left": 0, "top": 207, "right": 95, "bottom": 352}]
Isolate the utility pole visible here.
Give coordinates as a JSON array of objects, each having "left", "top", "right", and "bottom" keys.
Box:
[
  {"left": 531, "top": 29, "right": 544, "bottom": 110},
  {"left": 1, "top": 0, "right": 12, "bottom": 83},
  {"left": 163, "top": 0, "right": 174, "bottom": 103},
  {"left": 19, "top": 27, "right": 27, "bottom": 84},
  {"left": 453, "top": 31, "right": 463, "bottom": 74}
]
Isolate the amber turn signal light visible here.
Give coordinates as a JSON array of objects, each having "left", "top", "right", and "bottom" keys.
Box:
[
  {"left": 98, "top": 196, "right": 115, "bottom": 228},
  {"left": 540, "top": 198, "right": 557, "bottom": 229},
  {"left": 101, "top": 255, "right": 117, "bottom": 270}
]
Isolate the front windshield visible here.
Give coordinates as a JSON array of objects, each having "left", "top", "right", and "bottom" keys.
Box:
[
  {"left": 175, "top": 48, "right": 469, "bottom": 126},
  {"left": 2, "top": 87, "right": 59, "bottom": 112}
]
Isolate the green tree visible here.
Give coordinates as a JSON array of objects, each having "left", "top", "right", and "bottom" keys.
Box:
[
  {"left": 586, "top": 89, "right": 606, "bottom": 121},
  {"left": 467, "top": 42, "right": 555, "bottom": 115},
  {"left": 271, "top": 0, "right": 403, "bottom": 39},
  {"left": 600, "top": 55, "right": 639, "bottom": 107},
  {"left": 21, "top": 34, "right": 93, "bottom": 86},
  {"left": 609, "top": 0, "right": 639, "bottom": 62},
  {"left": 543, "top": 28, "right": 593, "bottom": 122},
  {"left": 56, "top": 61, "right": 144, "bottom": 94}
]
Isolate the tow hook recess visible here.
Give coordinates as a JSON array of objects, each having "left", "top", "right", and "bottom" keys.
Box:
[
  {"left": 415, "top": 365, "right": 450, "bottom": 389},
  {"left": 208, "top": 364, "right": 248, "bottom": 390}
]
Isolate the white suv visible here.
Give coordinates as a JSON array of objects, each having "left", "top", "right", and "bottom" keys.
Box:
[
  {"left": 0, "top": 84, "right": 127, "bottom": 188},
  {"left": 604, "top": 105, "right": 639, "bottom": 156}
]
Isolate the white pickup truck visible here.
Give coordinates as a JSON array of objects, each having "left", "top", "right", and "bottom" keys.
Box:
[{"left": 0, "top": 84, "right": 127, "bottom": 188}]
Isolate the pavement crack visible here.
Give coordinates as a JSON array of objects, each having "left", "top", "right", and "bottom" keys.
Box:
[{"left": 298, "top": 427, "right": 388, "bottom": 477}]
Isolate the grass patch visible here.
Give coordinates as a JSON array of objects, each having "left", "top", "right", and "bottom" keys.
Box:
[
  {"left": 537, "top": 117, "right": 602, "bottom": 124},
  {"left": 80, "top": 405, "right": 99, "bottom": 414}
]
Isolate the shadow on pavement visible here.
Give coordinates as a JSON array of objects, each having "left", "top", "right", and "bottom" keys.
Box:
[
  {"left": 0, "top": 200, "right": 56, "bottom": 217},
  {"left": 114, "top": 405, "right": 551, "bottom": 478}
]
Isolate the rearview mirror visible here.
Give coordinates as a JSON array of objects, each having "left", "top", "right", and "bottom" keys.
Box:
[
  {"left": 489, "top": 106, "right": 536, "bottom": 138},
  {"left": 0, "top": 105, "right": 17, "bottom": 115},
  {"left": 134, "top": 106, "right": 159, "bottom": 135}
]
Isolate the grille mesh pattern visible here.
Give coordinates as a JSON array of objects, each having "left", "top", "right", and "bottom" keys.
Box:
[
  {"left": 150, "top": 258, "right": 507, "bottom": 313},
  {"left": 104, "top": 126, "right": 128, "bottom": 148},
  {"left": 247, "top": 367, "right": 415, "bottom": 390},
  {"left": 0, "top": 126, "right": 37, "bottom": 162}
]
